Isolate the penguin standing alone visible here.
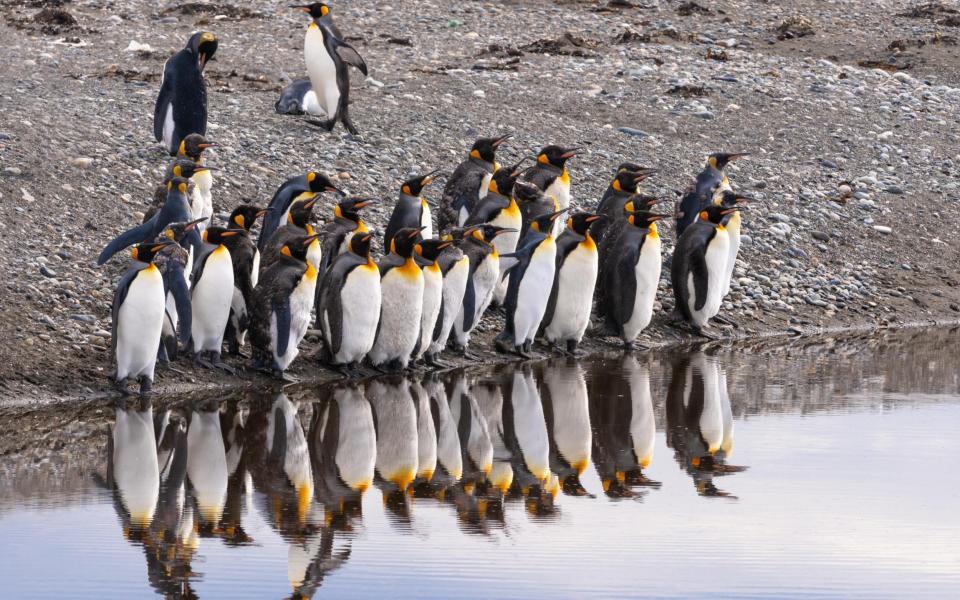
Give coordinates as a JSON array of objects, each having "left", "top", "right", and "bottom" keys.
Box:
[
  {"left": 111, "top": 242, "right": 176, "bottom": 396},
  {"left": 540, "top": 212, "right": 604, "bottom": 355},
  {"left": 599, "top": 211, "right": 667, "bottom": 349},
  {"left": 154, "top": 32, "right": 218, "bottom": 155},
  {"left": 438, "top": 135, "right": 511, "bottom": 232},
  {"left": 293, "top": 3, "right": 368, "bottom": 134},
  {"left": 317, "top": 233, "right": 381, "bottom": 376},
  {"left": 190, "top": 227, "right": 243, "bottom": 371},
  {"left": 368, "top": 227, "right": 426, "bottom": 371},
  {"left": 248, "top": 233, "right": 322, "bottom": 379},
  {"left": 671, "top": 205, "right": 738, "bottom": 337},
  {"left": 383, "top": 171, "right": 439, "bottom": 249}
]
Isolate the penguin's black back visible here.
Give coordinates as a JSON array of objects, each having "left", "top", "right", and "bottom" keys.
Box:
[
  {"left": 383, "top": 196, "right": 421, "bottom": 250},
  {"left": 600, "top": 225, "right": 648, "bottom": 333},
  {"left": 259, "top": 176, "right": 311, "bottom": 250},
  {"left": 439, "top": 159, "right": 493, "bottom": 234},
  {"left": 520, "top": 163, "right": 562, "bottom": 192},
  {"left": 676, "top": 167, "right": 722, "bottom": 237},
  {"left": 502, "top": 231, "right": 548, "bottom": 338},
  {"left": 259, "top": 224, "right": 310, "bottom": 274},
  {"left": 249, "top": 255, "right": 308, "bottom": 355},
  {"left": 464, "top": 192, "right": 510, "bottom": 226},
  {"left": 153, "top": 46, "right": 207, "bottom": 154},
  {"left": 671, "top": 221, "right": 718, "bottom": 320}
]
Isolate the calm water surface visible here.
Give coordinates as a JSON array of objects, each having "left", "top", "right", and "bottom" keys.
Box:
[{"left": 2, "top": 329, "right": 959, "bottom": 599}]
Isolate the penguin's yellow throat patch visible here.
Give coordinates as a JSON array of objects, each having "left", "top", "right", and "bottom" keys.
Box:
[
  {"left": 648, "top": 222, "right": 659, "bottom": 239},
  {"left": 397, "top": 257, "right": 422, "bottom": 281}
]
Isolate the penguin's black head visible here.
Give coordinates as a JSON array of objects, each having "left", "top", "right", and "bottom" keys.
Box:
[
  {"left": 167, "top": 176, "right": 191, "bottom": 195},
  {"left": 290, "top": 2, "right": 330, "bottom": 19},
  {"left": 415, "top": 239, "right": 454, "bottom": 263},
  {"left": 717, "top": 190, "right": 752, "bottom": 208},
  {"left": 530, "top": 208, "right": 571, "bottom": 234},
  {"left": 187, "top": 32, "right": 218, "bottom": 70},
  {"left": 566, "top": 212, "right": 604, "bottom": 236},
  {"left": 390, "top": 227, "right": 426, "bottom": 258},
  {"left": 473, "top": 224, "right": 515, "bottom": 244},
  {"left": 163, "top": 218, "right": 206, "bottom": 242},
  {"left": 168, "top": 158, "right": 201, "bottom": 181},
  {"left": 306, "top": 171, "right": 343, "bottom": 195},
  {"left": 229, "top": 204, "right": 269, "bottom": 231},
  {"left": 349, "top": 232, "right": 374, "bottom": 258},
  {"left": 611, "top": 167, "right": 656, "bottom": 193},
  {"left": 287, "top": 197, "right": 319, "bottom": 228},
  {"left": 616, "top": 161, "right": 644, "bottom": 173},
  {"left": 281, "top": 233, "right": 322, "bottom": 262},
  {"left": 623, "top": 194, "right": 659, "bottom": 214},
  {"left": 179, "top": 134, "right": 215, "bottom": 161},
  {"left": 470, "top": 134, "right": 511, "bottom": 163},
  {"left": 131, "top": 241, "right": 175, "bottom": 264},
  {"left": 401, "top": 171, "right": 440, "bottom": 197},
  {"left": 698, "top": 205, "right": 737, "bottom": 225},
  {"left": 489, "top": 158, "right": 529, "bottom": 196},
  {"left": 537, "top": 145, "right": 577, "bottom": 169},
  {"left": 627, "top": 210, "right": 668, "bottom": 229},
  {"left": 708, "top": 152, "right": 749, "bottom": 170},
  {"left": 334, "top": 197, "right": 373, "bottom": 222},
  {"left": 203, "top": 226, "right": 246, "bottom": 248},
  {"left": 511, "top": 180, "right": 544, "bottom": 204}
]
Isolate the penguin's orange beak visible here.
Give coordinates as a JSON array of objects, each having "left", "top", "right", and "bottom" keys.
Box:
[
  {"left": 352, "top": 199, "right": 373, "bottom": 209},
  {"left": 492, "top": 134, "right": 512, "bottom": 147},
  {"left": 585, "top": 214, "right": 604, "bottom": 223},
  {"left": 184, "top": 218, "right": 207, "bottom": 230},
  {"left": 289, "top": 5, "right": 312, "bottom": 12},
  {"left": 560, "top": 148, "right": 578, "bottom": 159},
  {"left": 408, "top": 227, "right": 426, "bottom": 239},
  {"left": 255, "top": 208, "right": 270, "bottom": 218}
]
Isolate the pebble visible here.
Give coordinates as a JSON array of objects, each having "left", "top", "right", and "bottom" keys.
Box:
[
  {"left": 472, "top": 90, "right": 486, "bottom": 98},
  {"left": 811, "top": 231, "right": 829, "bottom": 242},
  {"left": 885, "top": 185, "right": 904, "bottom": 195},
  {"left": 873, "top": 225, "right": 892, "bottom": 234},
  {"left": 820, "top": 159, "right": 839, "bottom": 169},
  {"left": 71, "top": 157, "right": 94, "bottom": 169},
  {"left": 617, "top": 127, "right": 648, "bottom": 138},
  {"left": 40, "top": 266, "right": 57, "bottom": 278}
]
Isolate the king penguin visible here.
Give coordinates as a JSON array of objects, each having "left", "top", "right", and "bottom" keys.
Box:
[
  {"left": 593, "top": 164, "right": 656, "bottom": 243},
  {"left": 190, "top": 227, "right": 243, "bottom": 371},
  {"left": 540, "top": 212, "right": 603, "bottom": 355},
  {"left": 293, "top": 3, "right": 368, "bottom": 134},
  {"left": 540, "top": 360, "right": 592, "bottom": 495},
  {"left": 259, "top": 196, "right": 321, "bottom": 274},
  {"left": 144, "top": 157, "right": 208, "bottom": 224},
  {"left": 368, "top": 227, "right": 426, "bottom": 371},
  {"left": 599, "top": 210, "right": 667, "bottom": 349},
  {"left": 671, "top": 205, "right": 738, "bottom": 337},
  {"left": 317, "top": 196, "right": 374, "bottom": 273},
  {"left": 275, "top": 77, "right": 325, "bottom": 116},
  {"left": 154, "top": 31, "right": 218, "bottom": 155},
  {"left": 716, "top": 190, "right": 751, "bottom": 299},
  {"left": 224, "top": 204, "right": 268, "bottom": 354},
  {"left": 496, "top": 210, "right": 567, "bottom": 357},
  {"left": 155, "top": 219, "right": 205, "bottom": 362},
  {"left": 451, "top": 225, "right": 516, "bottom": 354},
  {"left": 249, "top": 233, "right": 322, "bottom": 379},
  {"left": 675, "top": 152, "right": 749, "bottom": 238},
  {"left": 383, "top": 171, "right": 440, "bottom": 249},
  {"left": 425, "top": 231, "right": 471, "bottom": 367},
  {"left": 176, "top": 133, "right": 217, "bottom": 230},
  {"left": 112, "top": 242, "right": 176, "bottom": 397},
  {"left": 438, "top": 134, "right": 511, "bottom": 233},
  {"left": 317, "top": 233, "right": 381, "bottom": 376},
  {"left": 520, "top": 144, "right": 577, "bottom": 233},
  {"left": 259, "top": 171, "right": 342, "bottom": 250},
  {"left": 411, "top": 238, "right": 453, "bottom": 364}
]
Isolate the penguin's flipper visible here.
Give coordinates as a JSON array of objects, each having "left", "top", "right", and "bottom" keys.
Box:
[
  {"left": 614, "top": 247, "right": 640, "bottom": 326},
  {"left": 461, "top": 276, "right": 477, "bottom": 332},
  {"left": 541, "top": 265, "right": 561, "bottom": 332},
  {"left": 431, "top": 296, "right": 445, "bottom": 342},
  {"left": 98, "top": 220, "right": 155, "bottom": 265},
  {"left": 168, "top": 269, "right": 192, "bottom": 344},
  {"left": 153, "top": 58, "right": 173, "bottom": 143},
  {"left": 273, "top": 298, "right": 292, "bottom": 358},
  {"left": 334, "top": 41, "right": 368, "bottom": 76},
  {"left": 691, "top": 250, "right": 710, "bottom": 312}
]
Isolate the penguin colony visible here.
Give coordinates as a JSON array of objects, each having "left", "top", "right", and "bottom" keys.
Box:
[{"left": 103, "top": 3, "right": 753, "bottom": 396}]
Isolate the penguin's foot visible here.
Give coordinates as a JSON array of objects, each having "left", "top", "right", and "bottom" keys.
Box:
[
  {"left": 274, "top": 369, "right": 298, "bottom": 383},
  {"left": 114, "top": 377, "right": 132, "bottom": 396},
  {"left": 138, "top": 376, "right": 154, "bottom": 399},
  {"left": 565, "top": 340, "right": 583, "bottom": 357},
  {"left": 449, "top": 341, "right": 468, "bottom": 355},
  {"left": 667, "top": 309, "right": 686, "bottom": 324},
  {"left": 335, "top": 363, "right": 354, "bottom": 378},
  {"left": 211, "top": 353, "right": 237, "bottom": 375},
  {"left": 711, "top": 314, "right": 739, "bottom": 329},
  {"left": 424, "top": 353, "right": 452, "bottom": 369},
  {"left": 693, "top": 326, "right": 721, "bottom": 340},
  {"left": 195, "top": 353, "right": 216, "bottom": 370},
  {"left": 494, "top": 337, "right": 514, "bottom": 355}
]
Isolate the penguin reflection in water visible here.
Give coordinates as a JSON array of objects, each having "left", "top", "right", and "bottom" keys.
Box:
[{"left": 292, "top": 3, "right": 368, "bottom": 134}]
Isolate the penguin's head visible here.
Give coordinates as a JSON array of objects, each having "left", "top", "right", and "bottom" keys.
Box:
[
  {"left": 166, "top": 176, "right": 191, "bottom": 195},
  {"left": 178, "top": 134, "right": 216, "bottom": 161},
  {"left": 511, "top": 180, "right": 545, "bottom": 205},
  {"left": 168, "top": 158, "right": 201, "bottom": 180},
  {"left": 623, "top": 194, "right": 659, "bottom": 214},
  {"left": 130, "top": 241, "right": 176, "bottom": 264},
  {"left": 611, "top": 167, "right": 657, "bottom": 193},
  {"left": 698, "top": 205, "right": 737, "bottom": 225},
  {"left": 163, "top": 218, "right": 207, "bottom": 242},
  {"left": 287, "top": 197, "right": 319, "bottom": 228},
  {"left": 349, "top": 232, "right": 374, "bottom": 257},
  {"left": 202, "top": 226, "right": 245, "bottom": 247},
  {"left": 401, "top": 170, "right": 441, "bottom": 198},
  {"left": 627, "top": 210, "right": 668, "bottom": 229},
  {"left": 470, "top": 134, "right": 512, "bottom": 163},
  {"left": 717, "top": 190, "right": 752, "bottom": 208},
  {"left": 290, "top": 3, "right": 330, "bottom": 19},
  {"left": 229, "top": 204, "right": 269, "bottom": 231},
  {"left": 566, "top": 212, "right": 604, "bottom": 236},
  {"left": 530, "top": 208, "right": 571, "bottom": 234},
  {"left": 707, "top": 152, "right": 749, "bottom": 170},
  {"left": 537, "top": 145, "right": 577, "bottom": 169},
  {"left": 489, "top": 157, "right": 529, "bottom": 196},
  {"left": 281, "top": 233, "right": 322, "bottom": 262},
  {"left": 476, "top": 224, "right": 516, "bottom": 244},
  {"left": 334, "top": 197, "right": 374, "bottom": 222},
  {"left": 389, "top": 227, "right": 426, "bottom": 258},
  {"left": 306, "top": 171, "right": 344, "bottom": 195},
  {"left": 187, "top": 31, "right": 218, "bottom": 70},
  {"left": 414, "top": 238, "right": 454, "bottom": 263}
]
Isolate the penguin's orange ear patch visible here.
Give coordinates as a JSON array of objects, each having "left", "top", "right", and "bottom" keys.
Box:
[
  {"left": 699, "top": 210, "right": 709, "bottom": 221},
  {"left": 320, "top": 4, "right": 330, "bottom": 16},
  {"left": 402, "top": 185, "right": 412, "bottom": 196},
  {"left": 470, "top": 149, "right": 482, "bottom": 160},
  {"left": 281, "top": 246, "right": 292, "bottom": 257}
]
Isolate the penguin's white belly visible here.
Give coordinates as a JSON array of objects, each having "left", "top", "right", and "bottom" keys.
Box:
[
  {"left": 722, "top": 218, "right": 741, "bottom": 297},
  {"left": 688, "top": 232, "right": 729, "bottom": 327},
  {"left": 334, "top": 391, "right": 376, "bottom": 491},
  {"left": 162, "top": 103, "right": 175, "bottom": 152},
  {"left": 545, "top": 179, "right": 570, "bottom": 236},
  {"left": 305, "top": 28, "right": 340, "bottom": 118},
  {"left": 698, "top": 359, "right": 724, "bottom": 454},
  {"left": 453, "top": 390, "right": 493, "bottom": 476},
  {"left": 430, "top": 257, "right": 469, "bottom": 354},
  {"left": 490, "top": 212, "right": 521, "bottom": 305},
  {"left": 370, "top": 386, "right": 419, "bottom": 489},
  {"left": 628, "top": 366, "right": 656, "bottom": 469},
  {"left": 479, "top": 172, "right": 492, "bottom": 201},
  {"left": 545, "top": 244, "right": 597, "bottom": 342},
  {"left": 116, "top": 266, "right": 166, "bottom": 381},
  {"left": 164, "top": 290, "right": 179, "bottom": 339},
  {"left": 471, "top": 256, "right": 499, "bottom": 325},
  {"left": 623, "top": 236, "right": 662, "bottom": 341},
  {"left": 191, "top": 248, "right": 234, "bottom": 352},
  {"left": 307, "top": 239, "right": 322, "bottom": 272},
  {"left": 417, "top": 267, "right": 443, "bottom": 358},
  {"left": 718, "top": 365, "right": 734, "bottom": 455},
  {"left": 329, "top": 266, "right": 381, "bottom": 364},
  {"left": 272, "top": 273, "right": 317, "bottom": 370},
  {"left": 194, "top": 170, "right": 214, "bottom": 224},
  {"left": 512, "top": 243, "right": 556, "bottom": 344},
  {"left": 511, "top": 372, "right": 551, "bottom": 482},
  {"left": 369, "top": 268, "right": 424, "bottom": 366},
  {"left": 420, "top": 203, "right": 433, "bottom": 240},
  {"left": 301, "top": 89, "right": 326, "bottom": 117},
  {"left": 230, "top": 286, "right": 246, "bottom": 342}
]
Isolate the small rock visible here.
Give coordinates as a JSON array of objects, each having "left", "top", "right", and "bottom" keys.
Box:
[
  {"left": 71, "top": 157, "right": 94, "bottom": 169},
  {"left": 811, "top": 231, "right": 829, "bottom": 242},
  {"left": 873, "top": 225, "right": 892, "bottom": 234},
  {"left": 473, "top": 89, "right": 486, "bottom": 98},
  {"left": 820, "top": 158, "right": 838, "bottom": 169},
  {"left": 617, "top": 127, "right": 648, "bottom": 138},
  {"left": 885, "top": 185, "right": 904, "bottom": 195},
  {"left": 40, "top": 266, "right": 57, "bottom": 278}
]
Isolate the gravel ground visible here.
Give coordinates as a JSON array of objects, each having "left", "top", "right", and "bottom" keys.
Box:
[{"left": 2, "top": 0, "right": 960, "bottom": 402}]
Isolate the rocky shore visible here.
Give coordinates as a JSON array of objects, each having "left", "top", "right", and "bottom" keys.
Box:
[{"left": 1, "top": 0, "right": 959, "bottom": 402}]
